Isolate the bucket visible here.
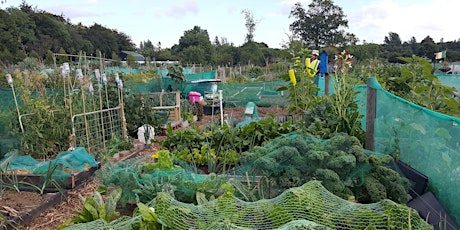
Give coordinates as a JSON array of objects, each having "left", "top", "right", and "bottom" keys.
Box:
[{"left": 189, "top": 91, "right": 201, "bottom": 103}]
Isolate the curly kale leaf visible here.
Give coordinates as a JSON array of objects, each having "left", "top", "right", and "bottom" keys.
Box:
[
  {"left": 327, "top": 155, "right": 356, "bottom": 177},
  {"left": 348, "top": 145, "right": 368, "bottom": 164},
  {"left": 313, "top": 168, "right": 345, "bottom": 194},
  {"left": 371, "top": 166, "right": 411, "bottom": 203},
  {"left": 306, "top": 149, "right": 330, "bottom": 162},
  {"left": 252, "top": 156, "right": 281, "bottom": 176},
  {"left": 363, "top": 176, "right": 387, "bottom": 202},
  {"left": 271, "top": 146, "right": 300, "bottom": 164},
  {"left": 325, "top": 133, "right": 354, "bottom": 152},
  {"left": 278, "top": 167, "right": 304, "bottom": 188}
]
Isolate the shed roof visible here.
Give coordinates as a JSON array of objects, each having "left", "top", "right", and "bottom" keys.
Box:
[{"left": 121, "top": 51, "right": 145, "bottom": 61}]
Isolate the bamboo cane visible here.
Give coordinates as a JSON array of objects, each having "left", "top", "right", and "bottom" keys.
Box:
[
  {"left": 97, "top": 78, "right": 106, "bottom": 148},
  {"left": 82, "top": 55, "right": 90, "bottom": 151}
]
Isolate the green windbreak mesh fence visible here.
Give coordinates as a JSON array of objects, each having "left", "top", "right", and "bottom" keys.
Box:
[
  {"left": 186, "top": 71, "right": 216, "bottom": 80},
  {"left": 0, "top": 88, "right": 15, "bottom": 111},
  {"left": 220, "top": 80, "right": 289, "bottom": 107},
  {"left": 355, "top": 84, "right": 368, "bottom": 130},
  {"left": 156, "top": 68, "right": 195, "bottom": 78},
  {"left": 435, "top": 73, "right": 460, "bottom": 91},
  {"left": 0, "top": 88, "right": 20, "bottom": 157},
  {"left": 106, "top": 67, "right": 140, "bottom": 74},
  {"left": 126, "top": 77, "right": 290, "bottom": 107},
  {"left": 128, "top": 71, "right": 217, "bottom": 95},
  {"left": 367, "top": 77, "right": 460, "bottom": 223}
]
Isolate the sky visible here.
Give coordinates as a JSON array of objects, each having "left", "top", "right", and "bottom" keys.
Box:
[{"left": 1, "top": 0, "right": 459, "bottom": 49}]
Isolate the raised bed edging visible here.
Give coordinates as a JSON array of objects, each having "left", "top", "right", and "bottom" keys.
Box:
[
  {"left": 4, "top": 191, "right": 67, "bottom": 230},
  {"left": 1, "top": 166, "right": 99, "bottom": 192}
]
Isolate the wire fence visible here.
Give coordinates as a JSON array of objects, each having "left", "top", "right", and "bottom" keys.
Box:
[{"left": 72, "top": 107, "right": 123, "bottom": 153}]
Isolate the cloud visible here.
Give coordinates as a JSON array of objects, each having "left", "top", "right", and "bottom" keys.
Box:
[
  {"left": 43, "top": 4, "right": 101, "bottom": 20},
  {"left": 279, "top": 0, "right": 310, "bottom": 15},
  {"left": 227, "top": 6, "right": 237, "bottom": 15},
  {"left": 153, "top": 0, "right": 199, "bottom": 18},
  {"left": 349, "top": 0, "right": 460, "bottom": 43}
]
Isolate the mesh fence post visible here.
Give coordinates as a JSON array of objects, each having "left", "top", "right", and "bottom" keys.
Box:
[{"left": 365, "top": 77, "right": 376, "bottom": 151}]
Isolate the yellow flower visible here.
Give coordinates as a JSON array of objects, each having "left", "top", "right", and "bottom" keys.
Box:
[
  {"left": 151, "top": 152, "right": 159, "bottom": 159},
  {"left": 203, "top": 132, "right": 210, "bottom": 136}
]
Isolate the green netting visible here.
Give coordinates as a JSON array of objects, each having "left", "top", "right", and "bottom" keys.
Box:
[
  {"left": 156, "top": 68, "right": 194, "bottom": 78},
  {"left": 0, "top": 109, "right": 19, "bottom": 158},
  {"left": 0, "top": 147, "right": 98, "bottom": 181},
  {"left": 233, "top": 133, "right": 411, "bottom": 204},
  {"left": 92, "top": 132, "right": 432, "bottom": 229},
  {"left": 435, "top": 73, "right": 460, "bottom": 91},
  {"left": 220, "top": 80, "right": 289, "bottom": 107},
  {"left": 96, "top": 157, "right": 224, "bottom": 206},
  {"left": 235, "top": 102, "right": 261, "bottom": 127},
  {"left": 127, "top": 71, "right": 217, "bottom": 96},
  {"left": 316, "top": 76, "right": 335, "bottom": 96},
  {"left": 0, "top": 89, "right": 22, "bottom": 156},
  {"left": 366, "top": 77, "right": 460, "bottom": 223},
  {"left": 125, "top": 75, "right": 290, "bottom": 107},
  {"left": 105, "top": 67, "right": 140, "bottom": 74},
  {"left": 62, "top": 216, "right": 137, "bottom": 230},
  {"left": 0, "top": 88, "right": 16, "bottom": 111},
  {"left": 64, "top": 181, "right": 430, "bottom": 230},
  {"left": 186, "top": 71, "right": 216, "bottom": 80},
  {"left": 154, "top": 180, "right": 430, "bottom": 230}
]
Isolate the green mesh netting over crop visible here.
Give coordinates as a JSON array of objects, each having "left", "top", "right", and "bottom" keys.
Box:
[
  {"left": 366, "top": 77, "right": 460, "bottom": 223},
  {"left": 153, "top": 180, "right": 430, "bottom": 230},
  {"left": 90, "top": 132, "right": 433, "bottom": 229},
  {"left": 62, "top": 181, "right": 431, "bottom": 230},
  {"left": 232, "top": 133, "right": 411, "bottom": 204},
  {"left": 64, "top": 218, "right": 333, "bottom": 230},
  {"left": 0, "top": 147, "right": 98, "bottom": 181}
]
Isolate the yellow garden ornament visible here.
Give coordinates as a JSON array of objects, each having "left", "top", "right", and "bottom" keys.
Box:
[
  {"left": 305, "top": 58, "right": 311, "bottom": 77},
  {"left": 289, "top": 69, "right": 296, "bottom": 86}
]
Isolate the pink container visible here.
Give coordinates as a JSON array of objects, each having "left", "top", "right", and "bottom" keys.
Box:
[{"left": 189, "top": 91, "right": 201, "bottom": 103}]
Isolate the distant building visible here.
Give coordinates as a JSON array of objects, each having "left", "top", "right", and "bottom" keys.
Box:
[{"left": 120, "top": 51, "right": 145, "bottom": 65}]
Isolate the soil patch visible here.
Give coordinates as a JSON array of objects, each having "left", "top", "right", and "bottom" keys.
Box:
[
  {"left": 193, "top": 106, "right": 289, "bottom": 129},
  {"left": 0, "top": 191, "right": 49, "bottom": 219}
]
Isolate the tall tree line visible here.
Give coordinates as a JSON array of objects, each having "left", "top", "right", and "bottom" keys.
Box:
[
  {"left": 2, "top": 0, "right": 460, "bottom": 68},
  {"left": 0, "top": 2, "right": 136, "bottom": 66}
]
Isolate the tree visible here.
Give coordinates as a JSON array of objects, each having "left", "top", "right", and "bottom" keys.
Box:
[
  {"left": 384, "top": 32, "right": 402, "bottom": 46},
  {"left": 126, "top": 54, "right": 137, "bottom": 68},
  {"left": 418, "top": 36, "right": 438, "bottom": 59},
  {"left": 213, "top": 36, "right": 221, "bottom": 47},
  {"left": 241, "top": 9, "right": 258, "bottom": 43},
  {"left": 239, "top": 42, "right": 265, "bottom": 66},
  {"left": 166, "top": 64, "right": 185, "bottom": 91},
  {"left": 213, "top": 43, "right": 239, "bottom": 66},
  {"left": 407, "top": 36, "right": 418, "bottom": 54},
  {"left": 86, "top": 23, "right": 119, "bottom": 56},
  {"left": 181, "top": 46, "right": 206, "bottom": 64},
  {"left": 289, "top": 0, "right": 355, "bottom": 48},
  {"left": 172, "top": 26, "right": 213, "bottom": 64}
]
